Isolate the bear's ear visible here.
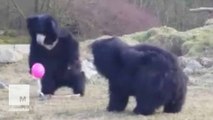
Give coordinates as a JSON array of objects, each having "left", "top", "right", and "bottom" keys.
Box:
[
  {"left": 26, "top": 16, "right": 38, "bottom": 30},
  {"left": 46, "top": 17, "right": 58, "bottom": 35}
]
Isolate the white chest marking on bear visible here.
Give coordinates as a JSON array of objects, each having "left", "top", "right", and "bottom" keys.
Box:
[
  {"left": 36, "top": 34, "right": 59, "bottom": 50},
  {"left": 36, "top": 34, "right": 46, "bottom": 45},
  {"left": 43, "top": 40, "right": 58, "bottom": 50}
]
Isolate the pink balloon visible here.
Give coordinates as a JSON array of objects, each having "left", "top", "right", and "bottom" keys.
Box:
[{"left": 31, "top": 63, "right": 45, "bottom": 79}]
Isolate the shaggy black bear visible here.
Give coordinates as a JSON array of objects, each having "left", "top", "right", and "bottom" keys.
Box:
[
  {"left": 26, "top": 14, "right": 85, "bottom": 97},
  {"left": 91, "top": 37, "right": 188, "bottom": 115}
]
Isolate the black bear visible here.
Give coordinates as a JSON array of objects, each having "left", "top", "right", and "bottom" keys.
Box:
[
  {"left": 26, "top": 14, "right": 85, "bottom": 97},
  {"left": 91, "top": 37, "right": 188, "bottom": 115}
]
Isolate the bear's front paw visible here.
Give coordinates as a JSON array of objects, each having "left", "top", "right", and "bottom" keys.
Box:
[
  {"left": 107, "top": 105, "right": 124, "bottom": 112},
  {"left": 38, "top": 93, "right": 52, "bottom": 101},
  {"left": 133, "top": 107, "right": 155, "bottom": 116}
]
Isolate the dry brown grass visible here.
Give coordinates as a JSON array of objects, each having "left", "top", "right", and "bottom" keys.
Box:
[{"left": 0, "top": 57, "right": 213, "bottom": 120}]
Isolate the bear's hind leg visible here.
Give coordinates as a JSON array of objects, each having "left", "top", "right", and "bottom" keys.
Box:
[
  {"left": 163, "top": 100, "right": 183, "bottom": 113},
  {"left": 66, "top": 71, "right": 86, "bottom": 96},
  {"left": 164, "top": 93, "right": 186, "bottom": 113},
  {"left": 72, "top": 72, "right": 86, "bottom": 96},
  {"left": 164, "top": 81, "right": 186, "bottom": 113},
  {"left": 107, "top": 92, "right": 129, "bottom": 112},
  {"left": 134, "top": 94, "right": 159, "bottom": 115}
]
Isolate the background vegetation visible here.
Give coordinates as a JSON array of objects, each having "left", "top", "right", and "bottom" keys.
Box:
[{"left": 0, "top": 0, "right": 212, "bottom": 41}]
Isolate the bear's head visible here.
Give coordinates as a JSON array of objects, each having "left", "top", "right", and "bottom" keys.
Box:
[{"left": 27, "top": 14, "right": 59, "bottom": 50}]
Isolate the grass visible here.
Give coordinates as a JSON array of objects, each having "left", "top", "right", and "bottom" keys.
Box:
[
  {"left": 0, "top": 84, "right": 213, "bottom": 120},
  {"left": 0, "top": 57, "right": 213, "bottom": 120},
  {"left": 0, "top": 35, "right": 29, "bottom": 44}
]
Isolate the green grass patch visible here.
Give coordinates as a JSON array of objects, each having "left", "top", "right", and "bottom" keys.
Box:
[{"left": 0, "top": 35, "right": 29, "bottom": 44}]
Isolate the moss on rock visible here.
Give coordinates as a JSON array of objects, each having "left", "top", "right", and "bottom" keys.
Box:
[{"left": 122, "top": 25, "right": 213, "bottom": 57}]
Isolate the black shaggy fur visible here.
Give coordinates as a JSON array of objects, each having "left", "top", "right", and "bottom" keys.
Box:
[
  {"left": 26, "top": 14, "right": 85, "bottom": 96},
  {"left": 91, "top": 37, "right": 188, "bottom": 115}
]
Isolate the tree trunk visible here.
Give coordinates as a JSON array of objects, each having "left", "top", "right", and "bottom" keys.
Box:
[{"left": 34, "top": 0, "right": 39, "bottom": 13}]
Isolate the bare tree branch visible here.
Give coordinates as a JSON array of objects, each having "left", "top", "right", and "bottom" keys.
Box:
[
  {"left": 39, "top": 0, "right": 47, "bottom": 12},
  {"left": 189, "top": 7, "right": 213, "bottom": 13},
  {"left": 11, "top": 0, "right": 26, "bottom": 19},
  {"left": 44, "top": 0, "right": 51, "bottom": 12},
  {"left": 39, "top": 0, "right": 52, "bottom": 12},
  {"left": 64, "top": 0, "right": 72, "bottom": 13}
]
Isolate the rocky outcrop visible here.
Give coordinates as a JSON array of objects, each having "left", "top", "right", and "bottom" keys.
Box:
[{"left": 0, "top": 47, "right": 23, "bottom": 63}]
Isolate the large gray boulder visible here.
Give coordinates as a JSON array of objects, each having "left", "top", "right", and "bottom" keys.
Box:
[
  {"left": 0, "top": 47, "right": 23, "bottom": 63},
  {"left": 0, "top": 81, "right": 8, "bottom": 89},
  {"left": 14, "top": 44, "right": 30, "bottom": 55},
  {"left": 82, "top": 59, "right": 98, "bottom": 80},
  {"left": 178, "top": 56, "right": 203, "bottom": 75},
  {"left": 205, "top": 18, "right": 213, "bottom": 26},
  {"left": 197, "top": 57, "right": 213, "bottom": 68}
]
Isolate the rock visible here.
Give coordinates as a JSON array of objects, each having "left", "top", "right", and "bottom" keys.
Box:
[
  {"left": 205, "top": 18, "right": 213, "bottom": 26},
  {"left": 178, "top": 57, "right": 188, "bottom": 68},
  {"left": 0, "top": 47, "right": 23, "bottom": 63},
  {"left": 82, "top": 59, "right": 98, "bottom": 80},
  {"left": 94, "top": 35, "right": 113, "bottom": 41},
  {"left": 197, "top": 57, "right": 213, "bottom": 68},
  {"left": 0, "top": 30, "right": 5, "bottom": 35},
  {"left": 122, "top": 27, "right": 184, "bottom": 56},
  {"left": 14, "top": 44, "right": 30, "bottom": 54},
  {"left": 145, "top": 34, "right": 184, "bottom": 56},
  {"left": 178, "top": 56, "right": 203, "bottom": 75},
  {"left": 183, "top": 67, "right": 194, "bottom": 75},
  {"left": 0, "top": 81, "right": 8, "bottom": 89},
  {"left": 122, "top": 25, "right": 213, "bottom": 57}
]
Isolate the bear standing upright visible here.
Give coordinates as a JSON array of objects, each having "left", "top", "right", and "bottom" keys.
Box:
[
  {"left": 26, "top": 14, "right": 85, "bottom": 97},
  {"left": 91, "top": 37, "right": 188, "bottom": 115}
]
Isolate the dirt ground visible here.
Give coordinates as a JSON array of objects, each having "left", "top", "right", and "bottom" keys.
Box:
[{"left": 0, "top": 57, "right": 213, "bottom": 120}]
